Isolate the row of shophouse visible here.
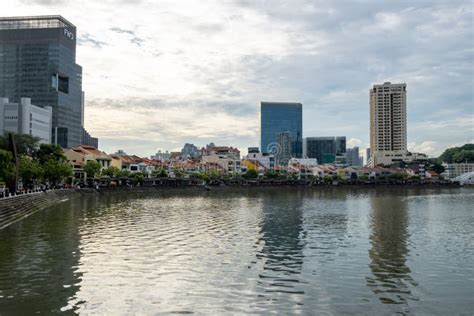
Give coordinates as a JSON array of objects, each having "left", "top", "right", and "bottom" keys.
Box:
[
  {"left": 63, "top": 144, "right": 242, "bottom": 180},
  {"left": 62, "top": 144, "right": 446, "bottom": 182}
]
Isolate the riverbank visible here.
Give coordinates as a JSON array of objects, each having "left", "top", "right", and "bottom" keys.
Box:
[
  {"left": 92, "top": 176, "right": 459, "bottom": 188},
  {"left": 0, "top": 189, "right": 97, "bottom": 229}
]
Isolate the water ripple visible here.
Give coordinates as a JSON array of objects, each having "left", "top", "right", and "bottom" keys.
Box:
[{"left": 0, "top": 188, "right": 473, "bottom": 314}]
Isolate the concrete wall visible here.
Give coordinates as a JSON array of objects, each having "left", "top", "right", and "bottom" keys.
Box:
[{"left": 0, "top": 189, "right": 87, "bottom": 229}]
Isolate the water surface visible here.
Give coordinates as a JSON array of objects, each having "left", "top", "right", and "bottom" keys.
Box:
[{"left": 0, "top": 187, "right": 473, "bottom": 315}]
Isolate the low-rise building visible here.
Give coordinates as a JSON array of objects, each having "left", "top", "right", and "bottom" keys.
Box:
[
  {"left": 151, "top": 150, "right": 171, "bottom": 161},
  {"left": 117, "top": 155, "right": 142, "bottom": 173},
  {"left": 202, "top": 145, "right": 240, "bottom": 160},
  {"left": 405, "top": 164, "right": 426, "bottom": 179},
  {"left": 244, "top": 147, "right": 275, "bottom": 172},
  {"left": 368, "top": 151, "right": 428, "bottom": 167},
  {"left": 288, "top": 158, "right": 319, "bottom": 178},
  {"left": 110, "top": 155, "right": 123, "bottom": 170},
  {"left": 201, "top": 145, "right": 241, "bottom": 174},
  {"left": 442, "top": 163, "right": 474, "bottom": 179},
  {"left": 64, "top": 145, "right": 112, "bottom": 179},
  {"left": 0, "top": 97, "right": 52, "bottom": 144}
]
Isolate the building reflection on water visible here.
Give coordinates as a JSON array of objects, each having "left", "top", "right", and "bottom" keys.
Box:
[
  {"left": 255, "top": 190, "right": 306, "bottom": 295},
  {"left": 0, "top": 198, "right": 84, "bottom": 314},
  {"left": 366, "top": 191, "right": 418, "bottom": 305}
]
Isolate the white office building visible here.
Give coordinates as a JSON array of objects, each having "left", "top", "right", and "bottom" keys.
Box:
[
  {"left": 442, "top": 163, "right": 474, "bottom": 179},
  {"left": 0, "top": 97, "right": 52, "bottom": 144}
]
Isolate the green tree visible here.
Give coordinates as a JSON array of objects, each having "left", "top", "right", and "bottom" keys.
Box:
[
  {"left": 191, "top": 172, "right": 209, "bottom": 182},
  {"left": 103, "top": 166, "right": 120, "bottom": 177},
  {"left": 264, "top": 170, "right": 278, "bottom": 179},
  {"left": 242, "top": 169, "right": 258, "bottom": 179},
  {"left": 428, "top": 163, "right": 445, "bottom": 174},
  {"left": 0, "top": 132, "right": 40, "bottom": 156},
  {"left": 439, "top": 144, "right": 474, "bottom": 163},
  {"left": 279, "top": 171, "right": 290, "bottom": 180},
  {"left": 133, "top": 173, "right": 144, "bottom": 185},
  {"left": 323, "top": 175, "right": 333, "bottom": 183},
  {"left": 388, "top": 173, "right": 404, "bottom": 181},
  {"left": 208, "top": 170, "right": 222, "bottom": 180},
  {"left": 174, "top": 168, "right": 184, "bottom": 178},
  {"left": 83, "top": 160, "right": 102, "bottom": 179},
  {"left": 452, "top": 150, "right": 474, "bottom": 163},
  {"left": 43, "top": 159, "right": 73, "bottom": 186},
  {"left": 288, "top": 172, "right": 298, "bottom": 180},
  {"left": 34, "top": 144, "right": 65, "bottom": 164},
  {"left": 0, "top": 149, "right": 15, "bottom": 185},
  {"left": 19, "top": 156, "right": 43, "bottom": 189},
  {"left": 152, "top": 168, "right": 168, "bottom": 177},
  {"left": 118, "top": 169, "right": 131, "bottom": 177},
  {"left": 376, "top": 174, "right": 388, "bottom": 182}
]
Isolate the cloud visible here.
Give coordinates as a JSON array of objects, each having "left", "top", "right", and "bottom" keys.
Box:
[
  {"left": 408, "top": 141, "right": 439, "bottom": 156},
  {"left": 19, "top": 0, "right": 65, "bottom": 5},
  {"left": 3, "top": 0, "right": 473, "bottom": 157},
  {"left": 84, "top": 97, "right": 258, "bottom": 156},
  {"left": 408, "top": 136, "right": 474, "bottom": 158},
  {"left": 347, "top": 138, "right": 362, "bottom": 148},
  {"left": 109, "top": 27, "right": 144, "bottom": 46},
  {"left": 109, "top": 27, "right": 135, "bottom": 35},
  {"left": 77, "top": 33, "right": 107, "bottom": 48}
]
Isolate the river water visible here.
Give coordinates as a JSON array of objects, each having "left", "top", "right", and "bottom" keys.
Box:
[{"left": 0, "top": 187, "right": 473, "bottom": 315}]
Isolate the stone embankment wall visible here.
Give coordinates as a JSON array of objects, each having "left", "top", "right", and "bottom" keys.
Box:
[{"left": 0, "top": 189, "right": 96, "bottom": 230}]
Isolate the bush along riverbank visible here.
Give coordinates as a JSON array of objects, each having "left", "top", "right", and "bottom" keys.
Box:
[{"left": 83, "top": 175, "right": 459, "bottom": 189}]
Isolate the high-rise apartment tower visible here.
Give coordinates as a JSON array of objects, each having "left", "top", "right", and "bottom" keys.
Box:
[{"left": 369, "top": 82, "right": 408, "bottom": 166}]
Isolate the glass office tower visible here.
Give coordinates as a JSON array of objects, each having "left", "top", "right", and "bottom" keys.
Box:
[
  {"left": 0, "top": 16, "right": 83, "bottom": 147},
  {"left": 306, "top": 137, "right": 336, "bottom": 163},
  {"left": 306, "top": 136, "right": 347, "bottom": 164},
  {"left": 335, "top": 136, "right": 346, "bottom": 155},
  {"left": 260, "top": 102, "right": 303, "bottom": 158}
]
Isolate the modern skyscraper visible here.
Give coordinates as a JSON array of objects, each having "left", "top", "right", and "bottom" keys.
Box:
[
  {"left": 335, "top": 136, "right": 346, "bottom": 155},
  {"left": 181, "top": 143, "right": 200, "bottom": 159},
  {"left": 346, "top": 147, "right": 362, "bottom": 167},
  {"left": 306, "top": 137, "right": 335, "bottom": 163},
  {"left": 369, "top": 82, "right": 407, "bottom": 166},
  {"left": 260, "top": 102, "right": 302, "bottom": 158},
  {"left": 0, "top": 15, "right": 92, "bottom": 148},
  {"left": 81, "top": 128, "right": 98, "bottom": 148},
  {"left": 305, "top": 136, "right": 346, "bottom": 164},
  {"left": 276, "top": 131, "right": 292, "bottom": 164}
]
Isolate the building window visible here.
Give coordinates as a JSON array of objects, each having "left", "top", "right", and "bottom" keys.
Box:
[
  {"left": 58, "top": 75, "right": 69, "bottom": 93},
  {"left": 51, "top": 74, "right": 58, "bottom": 90}
]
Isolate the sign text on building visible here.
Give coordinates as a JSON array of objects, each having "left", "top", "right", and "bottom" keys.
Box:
[{"left": 63, "top": 28, "right": 74, "bottom": 40}]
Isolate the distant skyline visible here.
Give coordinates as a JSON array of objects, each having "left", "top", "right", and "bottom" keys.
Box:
[{"left": 3, "top": 0, "right": 473, "bottom": 157}]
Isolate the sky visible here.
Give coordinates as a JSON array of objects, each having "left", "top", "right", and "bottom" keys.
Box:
[{"left": 4, "top": 0, "right": 474, "bottom": 158}]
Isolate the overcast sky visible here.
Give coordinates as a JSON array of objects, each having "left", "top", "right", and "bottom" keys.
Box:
[{"left": 4, "top": 0, "right": 473, "bottom": 157}]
